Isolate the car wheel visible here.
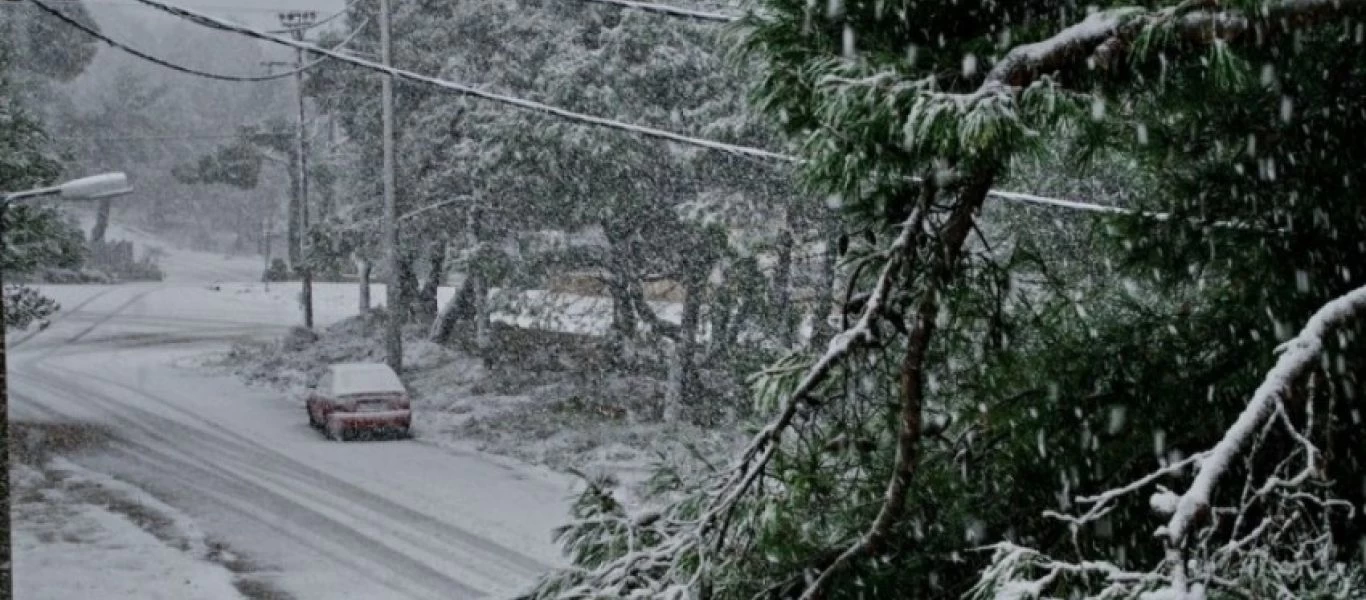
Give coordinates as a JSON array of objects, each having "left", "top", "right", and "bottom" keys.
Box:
[
  {"left": 307, "top": 407, "right": 319, "bottom": 429},
  {"left": 325, "top": 416, "right": 345, "bottom": 442}
]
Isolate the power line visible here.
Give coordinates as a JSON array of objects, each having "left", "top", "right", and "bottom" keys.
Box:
[
  {"left": 572, "top": 0, "right": 738, "bottom": 23},
  {"left": 29, "top": 0, "right": 370, "bottom": 82},
  {"left": 123, "top": 0, "right": 797, "bottom": 163},
  {"left": 10, "top": 0, "right": 330, "bottom": 12},
  {"left": 46, "top": 133, "right": 293, "bottom": 142},
  {"left": 113, "top": 0, "right": 1209, "bottom": 225},
  {"left": 18, "top": 0, "right": 742, "bottom": 23},
  {"left": 988, "top": 189, "right": 1137, "bottom": 217}
]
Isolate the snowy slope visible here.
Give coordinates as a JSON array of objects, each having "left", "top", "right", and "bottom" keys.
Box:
[{"left": 70, "top": 210, "right": 263, "bottom": 283}]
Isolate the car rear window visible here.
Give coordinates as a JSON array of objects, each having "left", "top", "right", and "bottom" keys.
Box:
[{"left": 331, "top": 365, "right": 405, "bottom": 396}]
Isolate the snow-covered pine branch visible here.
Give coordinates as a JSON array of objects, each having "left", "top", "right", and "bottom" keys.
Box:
[
  {"left": 705, "top": 199, "right": 928, "bottom": 523},
  {"left": 521, "top": 177, "right": 948, "bottom": 597},
  {"left": 1157, "top": 284, "right": 1366, "bottom": 590},
  {"left": 972, "top": 283, "right": 1366, "bottom": 600},
  {"left": 983, "top": 0, "right": 1366, "bottom": 92},
  {"left": 815, "top": 0, "right": 1366, "bottom": 166}
]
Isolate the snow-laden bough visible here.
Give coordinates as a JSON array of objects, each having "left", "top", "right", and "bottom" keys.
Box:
[{"left": 971, "top": 283, "right": 1366, "bottom": 600}]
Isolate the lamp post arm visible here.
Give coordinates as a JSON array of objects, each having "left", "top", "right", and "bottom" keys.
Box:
[{"left": 1, "top": 187, "right": 62, "bottom": 206}]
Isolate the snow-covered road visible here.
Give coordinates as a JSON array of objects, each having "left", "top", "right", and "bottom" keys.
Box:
[{"left": 9, "top": 284, "right": 574, "bottom": 600}]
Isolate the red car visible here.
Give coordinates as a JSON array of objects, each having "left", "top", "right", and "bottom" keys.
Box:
[{"left": 306, "top": 363, "right": 411, "bottom": 440}]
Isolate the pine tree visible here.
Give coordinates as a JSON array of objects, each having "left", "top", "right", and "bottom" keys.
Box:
[
  {"left": 527, "top": 1, "right": 1366, "bottom": 598},
  {"left": 1, "top": 3, "right": 99, "bottom": 329}
]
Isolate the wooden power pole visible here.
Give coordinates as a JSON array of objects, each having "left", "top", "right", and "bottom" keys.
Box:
[
  {"left": 278, "top": 10, "right": 317, "bottom": 329},
  {"left": 380, "top": 0, "right": 403, "bottom": 372}
]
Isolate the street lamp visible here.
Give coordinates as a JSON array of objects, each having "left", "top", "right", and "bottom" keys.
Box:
[
  {"left": 2, "top": 171, "right": 133, "bottom": 205},
  {"left": 0, "top": 170, "right": 134, "bottom": 596}
]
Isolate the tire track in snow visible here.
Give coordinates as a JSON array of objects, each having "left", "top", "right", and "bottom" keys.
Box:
[
  {"left": 20, "top": 287, "right": 162, "bottom": 363},
  {"left": 13, "top": 361, "right": 553, "bottom": 598},
  {"left": 68, "top": 367, "right": 554, "bottom": 570},
  {"left": 10, "top": 374, "right": 494, "bottom": 600},
  {"left": 7, "top": 285, "right": 122, "bottom": 349},
  {"left": 54, "top": 310, "right": 287, "bottom": 329},
  {"left": 57, "top": 365, "right": 561, "bottom": 571},
  {"left": 37, "top": 326, "right": 282, "bottom": 358},
  {"left": 9, "top": 283, "right": 562, "bottom": 599},
  {"left": 11, "top": 392, "right": 460, "bottom": 600}
]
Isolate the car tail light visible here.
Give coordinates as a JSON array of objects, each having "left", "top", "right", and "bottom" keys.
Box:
[{"left": 391, "top": 394, "right": 410, "bottom": 410}]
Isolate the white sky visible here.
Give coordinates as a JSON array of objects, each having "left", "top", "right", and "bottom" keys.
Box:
[
  {"left": 81, "top": 0, "right": 348, "bottom": 29},
  {"left": 73, "top": 0, "right": 355, "bottom": 70}
]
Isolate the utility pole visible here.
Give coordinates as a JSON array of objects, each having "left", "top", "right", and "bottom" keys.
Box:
[
  {"left": 380, "top": 0, "right": 403, "bottom": 372},
  {"left": 262, "top": 194, "right": 273, "bottom": 292},
  {"left": 278, "top": 10, "right": 317, "bottom": 329},
  {"left": 260, "top": 59, "right": 290, "bottom": 294}
]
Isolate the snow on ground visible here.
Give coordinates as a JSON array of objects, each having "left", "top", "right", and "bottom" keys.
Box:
[
  {"left": 22, "top": 261, "right": 739, "bottom": 513},
  {"left": 12, "top": 284, "right": 577, "bottom": 599},
  {"left": 12, "top": 457, "right": 246, "bottom": 600},
  {"left": 27, "top": 216, "right": 741, "bottom": 516},
  {"left": 208, "top": 307, "right": 745, "bottom": 508},
  {"left": 69, "top": 210, "right": 263, "bottom": 283},
  {"left": 489, "top": 288, "right": 679, "bottom": 336}
]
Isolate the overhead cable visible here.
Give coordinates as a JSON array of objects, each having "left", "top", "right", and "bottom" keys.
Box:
[
  {"left": 46, "top": 133, "right": 293, "bottom": 142},
  {"left": 4, "top": 0, "right": 321, "bottom": 12},
  {"left": 122, "top": 0, "right": 797, "bottom": 162},
  {"left": 29, "top": 0, "right": 369, "bottom": 83},
  {"left": 115, "top": 0, "right": 1232, "bottom": 226},
  {"left": 572, "top": 0, "right": 738, "bottom": 22}
]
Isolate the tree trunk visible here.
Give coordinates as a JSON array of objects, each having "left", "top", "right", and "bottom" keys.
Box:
[
  {"left": 663, "top": 273, "right": 703, "bottom": 423},
  {"left": 415, "top": 241, "right": 445, "bottom": 325},
  {"left": 0, "top": 205, "right": 9, "bottom": 599},
  {"left": 602, "top": 227, "right": 640, "bottom": 364},
  {"left": 707, "top": 266, "right": 733, "bottom": 361},
  {"left": 472, "top": 273, "right": 491, "bottom": 352},
  {"left": 662, "top": 337, "right": 683, "bottom": 423},
  {"left": 89, "top": 198, "right": 112, "bottom": 245},
  {"left": 285, "top": 168, "right": 301, "bottom": 268},
  {"left": 429, "top": 275, "right": 474, "bottom": 343},
  {"left": 357, "top": 257, "right": 371, "bottom": 313},
  {"left": 771, "top": 222, "right": 796, "bottom": 349},
  {"left": 606, "top": 269, "right": 636, "bottom": 341},
  {"left": 792, "top": 175, "right": 991, "bottom": 600},
  {"left": 457, "top": 205, "right": 493, "bottom": 353},
  {"left": 811, "top": 211, "right": 841, "bottom": 349},
  {"left": 396, "top": 251, "right": 419, "bottom": 323}
]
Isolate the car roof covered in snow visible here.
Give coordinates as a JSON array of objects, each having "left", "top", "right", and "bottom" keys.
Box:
[{"left": 328, "top": 362, "right": 405, "bottom": 396}]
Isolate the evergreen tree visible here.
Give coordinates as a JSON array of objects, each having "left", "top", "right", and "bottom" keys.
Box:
[
  {"left": 1, "top": 1, "right": 99, "bottom": 329},
  {"left": 528, "top": 0, "right": 1366, "bottom": 598}
]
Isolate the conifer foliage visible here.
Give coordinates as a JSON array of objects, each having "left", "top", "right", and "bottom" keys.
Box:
[
  {"left": 527, "top": 1, "right": 1366, "bottom": 598},
  {"left": 1, "top": 4, "right": 99, "bottom": 329}
]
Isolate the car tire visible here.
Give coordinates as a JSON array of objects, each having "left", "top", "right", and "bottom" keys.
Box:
[
  {"left": 307, "top": 406, "right": 319, "bottom": 429},
  {"left": 325, "top": 416, "right": 345, "bottom": 442}
]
